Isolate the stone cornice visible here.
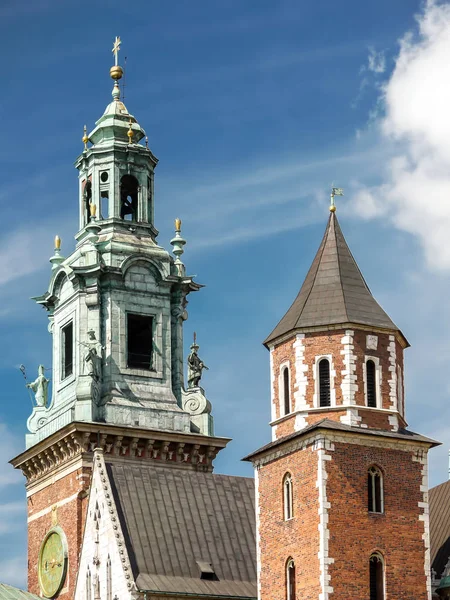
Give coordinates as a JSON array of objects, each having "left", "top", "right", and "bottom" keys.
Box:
[{"left": 10, "top": 422, "right": 230, "bottom": 484}]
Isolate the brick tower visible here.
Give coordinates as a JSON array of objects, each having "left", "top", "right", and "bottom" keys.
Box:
[
  {"left": 10, "top": 39, "right": 226, "bottom": 600},
  {"left": 245, "top": 200, "right": 438, "bottom": 600}
]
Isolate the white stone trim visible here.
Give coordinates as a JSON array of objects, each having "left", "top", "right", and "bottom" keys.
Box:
[
  {"left": 387, "top": 335, "right": 398, "bottom": 411},
  {"left": 254, "top": 467, "right": 262, "bottom": 600},
  {"left": 293, "top": 334, "right": 309, "bottom": 411},
  {"left": 363, "top": 355, "right": 382, "bottom": 409},
  {"left": 340, "top": 330, "right": 357, "bottom": 405},
  {"left": 315, "top": 438, "right": 334, "bottom": 600},
  {"left": 269, "top": 347, "right": 276, "bottom": 422},
  {"left": 28, "top": 491, "right": 81, "bottom": 522},
  {"left": 313, "top": 355, "right": 336, "bottom": 408},
  {"left": 397, "top": 364, "right": 404, "bottom": 417},
  {"left": 412, "top": 449, "right": 432, "bottom": 600},
  {"left": 279, "top": 360, "right": 292, "bottom": 417},
  {"left": 340, "top": 407, "right": 362, "bottom": 427}
]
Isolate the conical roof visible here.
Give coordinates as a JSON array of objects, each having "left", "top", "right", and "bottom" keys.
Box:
[{"left": 264, "top": 212, "right": 403, "bottom": 346}]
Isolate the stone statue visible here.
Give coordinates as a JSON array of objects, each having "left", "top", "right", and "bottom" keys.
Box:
[
  {"left": 26, "top": 365, "right": 49, "bottom": 407},
  {"left": 83, "top": 330, "right": 102, "bottom": 381},
  {"left": 187, "top": 334, "right": 208, "bottom": 389}
]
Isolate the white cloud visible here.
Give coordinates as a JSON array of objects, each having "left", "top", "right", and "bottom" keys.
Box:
[
  {"left": 367, "top": 47, "right": 386, "bottom": 74},
  {"left": 0, "top": 555, "right": 27, "bottom": 589},
  {"left": 353, "top": 0, "right": 450, "bottom": 271}
]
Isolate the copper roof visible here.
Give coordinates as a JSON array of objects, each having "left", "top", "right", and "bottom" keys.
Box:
[
  {"left": 107, "top": 462, "right": 257, "bottom": 598},
  {"left": 264, "top": 213, "right": 402, "bottom": 346},
  {"left": 430, "top": 479, "right": 450, "bottom": 578},
  {"left": 0, "top": 585, "right": 40, "bottom": 600}
]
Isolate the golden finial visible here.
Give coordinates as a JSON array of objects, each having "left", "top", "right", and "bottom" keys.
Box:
[
  {"left": 175, "top": 218, "right": 181, "bottom": 232},
  {"left": 54, "top": 235, "right": 61, "bottom": 250},
  {"left": 90, "top": 203, "right": 97, "bottom": 218},
  {"left": 82, "top": 125, "right": 89, "bottom": 150},
  {"left": 127, "top": 119, "right": 134, "bottom": 143},
  {"left": 330, "top": 187, "right": 343, "bottom": 212},
  {"left": 110, "top": 36, "right": 124, "bottom": 81}
]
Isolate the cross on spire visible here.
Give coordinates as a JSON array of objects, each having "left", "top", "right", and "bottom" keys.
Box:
[{"left": 112, "top": 36, "right": 121, "bottom": 66}]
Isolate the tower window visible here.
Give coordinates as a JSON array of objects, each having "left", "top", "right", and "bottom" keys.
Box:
[
  {"left": 84, "top": 180, "right": 92, "bottom": 224},
  {"left": 368, "top": 466, "right": 383, "bottom": 513},
  {"left": 127, "top": 314, "right": 153, "bottom": 369},
  {"left": 283, "top": 473, "right": 293, "bottom": 520},
  {"left": 101, "top": 191, "right": 109, "bottom": 219},
  {"left": 369, "top": 553, "right": 384, "bottom": 600},
  {"left": 366, "top": 359, "right": 377, "bottom": 408},
  {"left": 100, "top": 171, "right": 109, "bottom": 183},
  {"left": 286, "top": 558, "right": 296, "bottom": 600},
  {"left": 61, "top": 322, "right": 73, "bottom": 380},
  {"left": 318, "top": 358, "right": 331, "bottom": 407},
  {"left": 120, "top": 174, "right": 139, "bottom": 221},
  {"left": 282, "top": 366, "right": 291, "bottom": 415}
]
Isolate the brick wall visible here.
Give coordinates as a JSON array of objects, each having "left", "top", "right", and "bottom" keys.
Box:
[{"left": 27, "top": 463, "right": 92, "bottom": 599}]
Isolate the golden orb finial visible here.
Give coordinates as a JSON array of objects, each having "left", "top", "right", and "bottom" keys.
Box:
[
  {"left": 55, "top": 235, "right": 61, "bottom": 250},
  {"left": 175, "top": 218, "right": 182, "bottom": 232},
  {"left": 329, "top": 204, "right": 336, "bottom": 213},
  {"left": 127, "top": 119, "right": 134, "bottom": 143},
  {"left": 82, "top": 125, "right": 89, "bottom": 150}
]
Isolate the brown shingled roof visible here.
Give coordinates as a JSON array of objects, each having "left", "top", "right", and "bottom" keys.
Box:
[
  {"left": 107, "top": 462, "right": 257, "bottom": 598},
  {"left": 264, "top": 212, "right": 402, "bottom": 347},
  {"left": 430, "top": 479, "right": 450, "bottom": 578}
]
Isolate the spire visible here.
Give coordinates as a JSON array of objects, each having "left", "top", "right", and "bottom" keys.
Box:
[{"left": 264, "top": 211, "right": 405, "bottom": 346}]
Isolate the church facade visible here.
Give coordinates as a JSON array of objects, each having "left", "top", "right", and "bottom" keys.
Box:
[{"left": 9, "top": 40, "right": 440, "bottom": 600}]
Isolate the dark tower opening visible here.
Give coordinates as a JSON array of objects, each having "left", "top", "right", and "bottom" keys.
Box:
[
  {"left": 283, "top": 367, "right": 290, "bottom": 415},
  {"left": 127, "top": 313, "right": 153, "bottom": 369},
  {"left": 120, "top": 175, "right": 139, "bottom": 221},
  {"left": 367, "top": 360, "right": 377, "bottom": 408},
  {"left": 319, "top": 358, "right": 331, "bottom": 407}
]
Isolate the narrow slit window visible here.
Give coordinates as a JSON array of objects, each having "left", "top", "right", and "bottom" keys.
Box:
[
  {"left": 367, "top": 360, "right": 377, "bottom": 408},
  {"left": 127, "top": 314, "right": 153, "bottom": 370},
  {"left": 368, "top": 466, "right": 383, "bottom": 513},
  {"left": 283, "top": 473, "right": 293, "bottom": 520},
  {"left": 369, "top": 554, "right": 384, "bottom": 600},
  {"left": 61, "top": 322, "right": 73, "bottom": 380},
  {"left": 319, "top": 359, "right": 331, "bottom": 407},
  {"left": 286, "top": 559, "right": 296, "bottom": 600},
  {"left": 283, "top": 367, "right": 291, "bottom": 415}
]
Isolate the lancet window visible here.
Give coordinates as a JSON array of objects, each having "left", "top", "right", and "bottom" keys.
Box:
[
  {"left": 368, "top": 466, "right": 383, "bottom": 513},
  {"left": 282, "top": 366, "right": 291, "bottom": 415},
  {"left": 286, "top": 558, "right": 296, "bottom": 600},
  {"left": 369, "top": 553, "right": 385, "bottom": 600},
  {"left": 366, "top": 359, "right": 377, "bottom": 408},
  {"left": 318, "top": 358, "right": 331, "bottom": 407},
  {"left": 283, "top": 473, "right": 293, "bottom": 520}
]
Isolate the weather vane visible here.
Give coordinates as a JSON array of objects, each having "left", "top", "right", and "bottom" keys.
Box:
[
  {"left": 112, "top": 36, "right": 121, "bottom": 66},
  {"left": 330, "top": 186, "right": 344, "bottom": 212}
]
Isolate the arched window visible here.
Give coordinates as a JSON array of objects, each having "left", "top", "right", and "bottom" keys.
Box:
[
  {"left": 286, "top": 558, "right": 296, "bottom": 600},
  {"left": 283, "top": 367, "right": 291, "bottom": 415},
  {"left": 369, "top": 553, "right": 385, "bottom": 600},
  {"left": 366, "top": 360, "right": 377, "bottom": 408},
  {"left": 120, "top": 174, "right": 139, "bottom": 221},
  {"left": 368, "top": 466, "right": 383, "bottom": 513},
  {"left": 318, "top": 359, "right": 331, "bottom": 407},
  {"left": 283, "top": 473, "right": 293, "bottom": 520}
]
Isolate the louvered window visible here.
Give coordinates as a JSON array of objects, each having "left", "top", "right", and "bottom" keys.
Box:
[
  {"left": 368, "top": 466, "right": 383, "bottom": 513},
  {"left": 319, "top": 359, "right": 331, "bottom": 407},
  {"left": 369, "top": 554, "right": 384, "bottom": 600},
  {"left": 283, "top": 367, "right": 291, "bottom": 415},
  {"left": 367, "top": 360, "right": 377, "bottom": 408},
  {"left": 286, "top": 559, "right": 296, "bottom": 600}
]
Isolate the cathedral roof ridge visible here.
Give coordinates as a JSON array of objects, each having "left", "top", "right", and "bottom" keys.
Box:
[{"left": 264, "top": 210, "right": 406, "bottom": 347}]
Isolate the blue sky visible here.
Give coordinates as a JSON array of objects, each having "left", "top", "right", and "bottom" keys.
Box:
[{"left": 2, "top": 0, "right": 450, "bottom": 587}]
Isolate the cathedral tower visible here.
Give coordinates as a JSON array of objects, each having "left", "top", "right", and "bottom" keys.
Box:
[
  {"left": 245, "top": 198, "right": 438, "bottom": 599},
  {"left": 11, "top": 39, "right": 226, "bottom": 600}
]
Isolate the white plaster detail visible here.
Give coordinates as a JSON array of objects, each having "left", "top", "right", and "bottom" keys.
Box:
[
  {"left": 388, "top": 413, "right": 399, "bottom": 432},
  {"left": 294, "top": 413, "right": 308, "bottom": 431},
  {"left": 272, "top": 424, "right": 278, "bottom": 442},
  {"left": 387, "top": 335, "right": 398, "bottom": 412},
  {"left": 74, "top": 449, "right": 135, "bottom": 600},
  {"left": 313, "top": 355, "right": 336, "bottom": 408},
  {"left": 340, "top": 330, "right": 358, "bottom": 405},
  {"left": 340, "top": 407, "right": 362, "bottom": 427},
  {"left": 397, "top": 364, "right": 404, "bottom": 417},
  {"left": 363, "top": 355, "right": 382, "bottom": 409},
  {"left": 293, "top": 334, "right": 309, "bottom": 411},
  {"left": 366, "top": 334, "right": 378, "bottom": 350},
  {"left": 314, "top": 437, "right": 334, "bottom": 600},
  {"left": 254, "top": 467, "right": 262, "bottom": 600},
  {"left": 412, "top": 449, "right": 432, "bottom": 600}
]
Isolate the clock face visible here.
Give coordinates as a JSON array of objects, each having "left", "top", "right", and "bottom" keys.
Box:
[{"left": 38, "top": 529, "right": 68, "bottom": 598}]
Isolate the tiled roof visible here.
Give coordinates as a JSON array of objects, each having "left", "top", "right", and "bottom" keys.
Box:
[
  {"left": 107, "top": 462, "right": 257, "bottom": 598},
  {"left": 265, "top": 212, "right": 402, "bottom": 346},
  {"left": 430, "top": 479, "right": 450, "bottom": 578},
  {"left": 243, "top": 418, "right": 439, "bottom": 462},
  {"left": 0, "top": 584, "right": 40, "bottom": 600}
]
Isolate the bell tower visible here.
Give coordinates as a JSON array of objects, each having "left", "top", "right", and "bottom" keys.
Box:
[
  {"left": 11, "top": 38, "right": 225, "bottom": 600},
  {"left": 245, "top": 195, "right": 439, "bottom": 600}
]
